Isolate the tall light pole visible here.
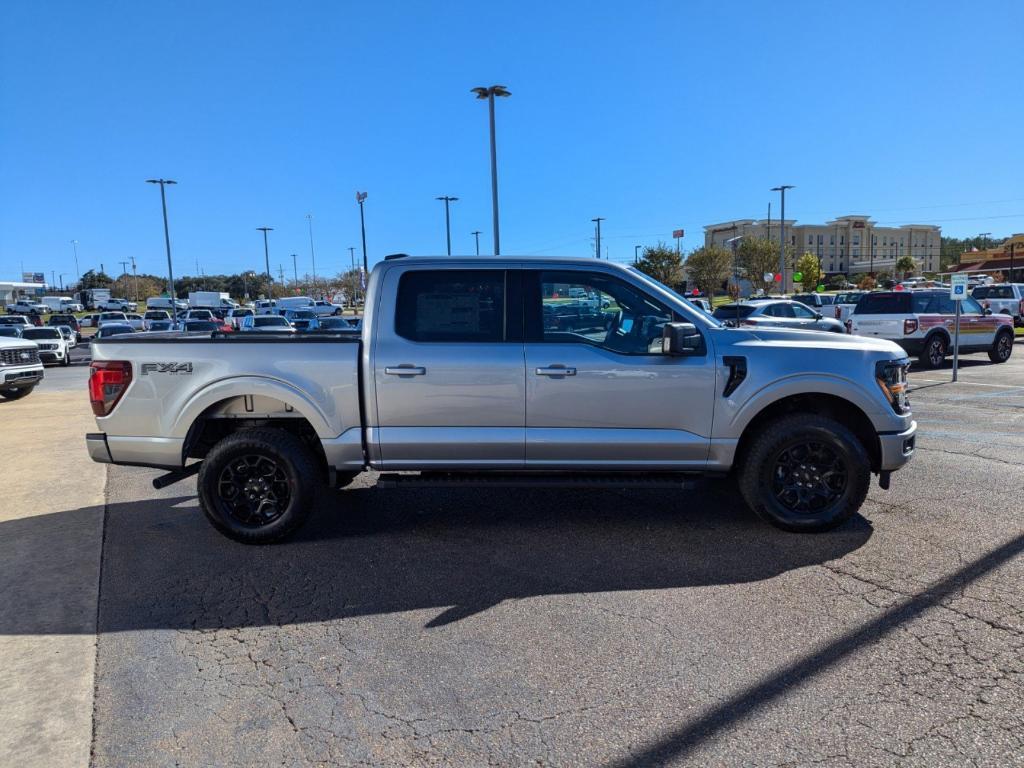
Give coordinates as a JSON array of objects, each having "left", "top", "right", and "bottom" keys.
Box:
[
  {"left": 592, "top": 217, "right": 605, "bottom": 260},
  {"left": 471, "top": 230, "right": 481, "bottom": 256},
  {"left": 436, "top": 196, "right": 459, "bottom": 255},
  {"left": 356, "top": 192, "right": 368, "bottom": 276},
  {"left": 348, "top": 246, "right": 357, "bottom": 306},
  {"left": 771, "top": 185, "right": 794, "bottom": 291},
  {"left": 145, "top": 178, "right": 177, "bottom": 302},
  {"left": 257, "top": 227, "right": 274, "bottom": 298},
  {"left": 292, "top": 253, "right": 299, "bottom": 285},
  {"left": 305, "top": 213, "right": 317, "bottom": 284},
  {"left": 472, "top": 85, "right": 511, "bottom": 255},
  {"left": 59, "top": 273, "right": 67, "bottom": 292},
  {"left": 634, "top": 245, "right": 641, "bottom": 264},
  {"left": 70, "top": 240, "right": 81, "bottom": 287}
]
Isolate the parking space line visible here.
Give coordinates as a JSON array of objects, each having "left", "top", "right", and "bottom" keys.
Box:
[{"left": 911, "top": 378, "right": 1024, "bottom": 389}]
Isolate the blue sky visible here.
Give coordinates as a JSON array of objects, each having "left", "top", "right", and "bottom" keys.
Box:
[{"left": 2, "top": 0, "right": 1022, "bottom": 284}]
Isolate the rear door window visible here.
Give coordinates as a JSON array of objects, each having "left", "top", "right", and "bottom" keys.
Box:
[
  {"left": 395, "top": 270, "right": 507, "bottom": 343},
  {"left": 855, "top": 294, "right": 911, "bottom": 314}
]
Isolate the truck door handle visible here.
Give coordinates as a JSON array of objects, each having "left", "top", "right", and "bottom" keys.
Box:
[
  {"left": 536, "top": 366, "right": 576, "bottom": 376},
  {"left": 384, "top": 366, "right": 426, "bottom": 376}
]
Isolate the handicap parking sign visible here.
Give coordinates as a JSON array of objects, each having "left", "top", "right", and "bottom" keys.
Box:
[{"left": 950, "top": 274, "right": 968, "bottom": 300}]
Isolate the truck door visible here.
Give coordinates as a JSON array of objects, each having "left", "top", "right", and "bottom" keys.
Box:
[
  {"left": 523, "top": 269, "right": 715, "bottom": 469},
  {"left": 371, "top": 268, "right": 525, "bottom": 468}
]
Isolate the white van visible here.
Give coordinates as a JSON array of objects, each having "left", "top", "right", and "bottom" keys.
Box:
[
  {"left": 147, "top": 297, "right": 189, "bottom": 312},
  {"left": 275, "top": 296, "right": 315, "bottom": 312},
  {"left": 41, "top": 296, "right": 84, "bottom": 313}
]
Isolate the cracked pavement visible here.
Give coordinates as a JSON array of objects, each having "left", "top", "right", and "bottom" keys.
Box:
[{"left": 19, "top": 345, "right": 1024, "bottom": 767}]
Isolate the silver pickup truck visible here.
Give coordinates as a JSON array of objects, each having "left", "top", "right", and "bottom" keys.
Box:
[{"left": 86, "top": 256, "right": 917, "bottom": 543}]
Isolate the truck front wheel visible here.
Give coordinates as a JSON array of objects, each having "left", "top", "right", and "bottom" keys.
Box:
[
  {"left": 738, "top": 414, "right": 870, "bottom": 532},
  {"left": 198, "top": 428, "right": 320, "bottom": 544},
  {"left": 0, "top": 385, "right": 35, "bottom": 401}
]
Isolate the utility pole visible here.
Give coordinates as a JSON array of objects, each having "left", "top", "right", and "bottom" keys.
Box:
[
  {"left": 305, "top": 214, "right": 317, "bottom": 284},
  {"left": 767, "top": 201, "right": 771, "bottom": 243},
  {"left": 257, "top": 227, "right": 274, "bottom": 298},
  {"left": 292, "top": 253, "right": 299, "bottom": 285},
  {"left": 131, "top": 256, "right": 139, "bottom": 302},
  {"left": 145, "top": 179, "right": 178, "bottom": 302},
  {"left": 634, "top": 245, "right": 641, "bottom": 264},
  {"left": 471, "top": 230, "right": 481, "bottom": 256},
  {"left": 356, "top": 192, "right": 368, "bottom": 276},
  {"left": 119, "top": 261, "right": 129, "bottom": 297},
  {"left": 70, "top": 240, "right": 81, "bottom": 287},
  {"left": 436, "top": 196, "right": 459, "bottom": 255},
  {"left": 592, "top": 217, "right": 605, "bottom": 260},
  {"left": 472, "top": 85, "right": 511, "bottom": 254},
  {"left": 771, "top": 186, "right": 794, "bottom": 291},
  {"left": 278, "top": 265, "right": 285, "bottom": 286}
]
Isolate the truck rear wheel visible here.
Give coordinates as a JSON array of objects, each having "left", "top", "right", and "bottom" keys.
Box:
[
  {"left": 198, "top": 428, "right": 319, "bottom": 544},
  {"left": 738, "top": 414, "right": 870, "bottom": 532}
]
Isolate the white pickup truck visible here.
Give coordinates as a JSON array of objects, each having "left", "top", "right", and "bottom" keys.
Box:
[
  {"left": 972, "top": 284, "right": 1024, "bottom": 327},
  {"left": 86, "top": 256, "right": 917, "bottom": 543}
]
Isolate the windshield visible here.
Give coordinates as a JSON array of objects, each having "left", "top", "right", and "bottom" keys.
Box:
[
  {"left": 625, "top": 267, "right": 725, "bottom": 327},
  {"left": 255, "top": 316, "right": 289, "bottom": 326},
  {"left": 22, "top": 328, "right": 61, "bottom": 340},
  {"left": 854, "top": 293, "right": 911, "bottom": 314},
  {"left": 0, "top": 327, "right": 21, "bottom": 337},
  {"left": 101, "top": 326, "right": 133, "bottom": 336}
]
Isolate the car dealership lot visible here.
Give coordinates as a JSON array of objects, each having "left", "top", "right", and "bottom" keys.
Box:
[{"left": 2, "top": 343, "right": 1022, "bottom": 767}]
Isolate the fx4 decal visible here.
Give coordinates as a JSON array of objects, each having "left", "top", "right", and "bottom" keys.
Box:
[{"left": 141, "top": 362, "right": 193, "bottom": 375}]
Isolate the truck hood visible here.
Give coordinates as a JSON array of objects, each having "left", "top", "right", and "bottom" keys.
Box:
[
  {"left": 0, "top": 338, "right": 40, "bottom": 350},
  {"left": 728, "top": 326, "right": 907, "bottom": 356}
]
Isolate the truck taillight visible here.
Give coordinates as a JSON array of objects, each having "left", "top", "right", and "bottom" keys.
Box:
[
  {"left": 89, "top": 361, "right": 132, "bottom": 417},
  {"left": 1020, "top": 299, "right": 1024, "bottom": 317},
  {"left": 904, "top": 319, "right": 918, "bottom": 335},
  {"left": 835, "top": 306, "right": 842, "bottom": 319}
]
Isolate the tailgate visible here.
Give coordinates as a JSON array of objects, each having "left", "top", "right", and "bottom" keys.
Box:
[{"left": 850, "top": 313, "right": 905, "bottom": 338}]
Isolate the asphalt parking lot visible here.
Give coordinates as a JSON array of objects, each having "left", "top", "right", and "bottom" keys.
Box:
[{"left": 3, "top": 340, "right": 1023, "bottom": 767}]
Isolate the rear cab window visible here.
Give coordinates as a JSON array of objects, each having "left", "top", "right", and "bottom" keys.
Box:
[
  {"left": 395, "top": 270, "right": 507, "bottom": 343},
  {"left": 854, "top": 294, "right": 911, "bottom": 314}
]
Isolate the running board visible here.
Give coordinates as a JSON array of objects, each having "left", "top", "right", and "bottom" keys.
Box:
[{"left": 376, "top": 472, "right": 701, "bottom": 490}]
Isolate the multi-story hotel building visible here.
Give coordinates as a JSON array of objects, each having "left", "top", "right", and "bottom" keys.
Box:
[{"left": 704, "top": 215, "right": 942, "bottom": 275}]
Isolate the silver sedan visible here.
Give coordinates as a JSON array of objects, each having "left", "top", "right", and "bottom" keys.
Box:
[{"left": 712, "top": 300, "right": 846, "bottom": 333}]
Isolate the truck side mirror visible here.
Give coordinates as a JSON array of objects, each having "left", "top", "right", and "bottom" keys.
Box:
[{"left": 662, "top": 322, "right": 702, "bottom": 355}]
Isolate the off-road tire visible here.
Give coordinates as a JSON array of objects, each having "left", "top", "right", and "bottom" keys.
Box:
[
  {"left": 738, "top": 413, "right": 871, "bottom": 533},
  {"left": 988, "top": 329, "right": 1014, "bottom": 363},
  {"left": 198, "top": 428, "right": 320, "bottom": 544}
]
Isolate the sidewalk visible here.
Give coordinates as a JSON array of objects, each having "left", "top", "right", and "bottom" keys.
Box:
[{"left": 0, "top": 385, "right": 106, "bottom": 767}]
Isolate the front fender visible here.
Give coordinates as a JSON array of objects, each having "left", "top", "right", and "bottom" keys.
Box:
[{"left": 721, "top": 372, "right": 897, "bottom": 438}]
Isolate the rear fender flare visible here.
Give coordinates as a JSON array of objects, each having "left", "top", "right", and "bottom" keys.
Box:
[{"left": 169, "top": 376, "right": 336, "bottom": 440}]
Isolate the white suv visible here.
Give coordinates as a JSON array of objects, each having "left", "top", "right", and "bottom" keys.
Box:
[
  {"left": 20, "top": 326, "right": 71, "bottom": 367},
  {"left": 849, "top": 289, "right": 1015, "bottom": 369}
]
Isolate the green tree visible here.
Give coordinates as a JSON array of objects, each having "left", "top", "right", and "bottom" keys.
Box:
[
  {"left": 828, "top": 273, "right": 847, "bottom": 289},
  {"left": 895, "top": 255, "right": 916, "bottom": 279},
  {"left": 736, "top": 238, "right": 780, "bottom": 295},
  {"left": 634, "top": 243, "right": 684, "bottom": 288},
  {"left": 684, "top": 246, "right": 732, "bottom": 301},
  {"left": 794, "top": 252, "right": 822, "bottom": 292},
  {"left": 78, "top": 269, "right": 113, "bottom": 290}
]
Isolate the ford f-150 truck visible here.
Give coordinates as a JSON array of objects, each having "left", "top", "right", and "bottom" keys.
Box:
[{"left": 86, "top": 256, "right": 917, "bottom": 543}]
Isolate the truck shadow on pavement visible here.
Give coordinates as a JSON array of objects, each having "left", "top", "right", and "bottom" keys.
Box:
[{"left": 0, "top": 478, "right": 872, "bottom": 635}]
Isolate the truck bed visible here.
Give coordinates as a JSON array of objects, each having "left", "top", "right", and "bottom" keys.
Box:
[{"left": 90, "top": 332, "right": 363, "bottom": 469}]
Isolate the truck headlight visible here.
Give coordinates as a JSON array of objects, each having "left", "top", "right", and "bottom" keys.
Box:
[{"left": 876, "top": 359, "right": 910, "bottom": 414}]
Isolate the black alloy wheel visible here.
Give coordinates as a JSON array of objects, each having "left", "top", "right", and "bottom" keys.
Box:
[
  {"left": 771, "top": 441, "right": 847, "bottom": 514},
  {"left": 216, "top": 454, "right": 292, "bottom": 527}
]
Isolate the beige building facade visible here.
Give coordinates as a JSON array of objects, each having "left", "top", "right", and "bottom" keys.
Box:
[{"left": 704, "top": 215, "right": 941, "bottom": 275}]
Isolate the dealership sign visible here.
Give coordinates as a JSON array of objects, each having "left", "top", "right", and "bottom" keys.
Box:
[{"left": 22, "top": 272, "right": 44, "bottom": 284}]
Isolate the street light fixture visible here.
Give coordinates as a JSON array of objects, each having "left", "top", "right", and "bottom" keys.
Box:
[
  {"left": 770, "top": 185, "right": 794, "bottom": 291},
  {"left": 471, "top": 230, "right": 481, "bottom": 256},
  {"left": 145, "top": 179, "right": 178, "bottom": 303},
  {"left": 472, "top": 85, "right": 511, "bottom": 255},
  {"left": 436, "top": 196, "right": 459, "bottom": 255},
  {"left": 256, "top": 227, "right": 274, "bottom": 298},
  {"left": 356, "top": 192, "right": 369, "bottom": 277}
]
